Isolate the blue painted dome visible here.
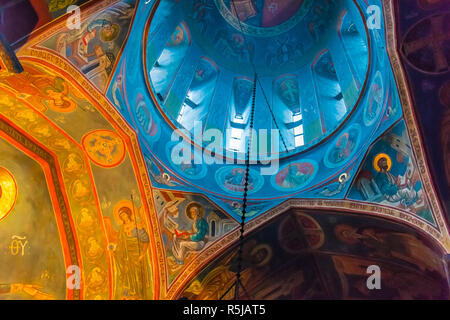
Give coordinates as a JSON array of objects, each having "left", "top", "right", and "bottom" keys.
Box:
[
  {"left": 108, "top": 0, "right": 400, "bottom": 221},
  {"left": 145, "top": 0, "right": 369, "bottom": 156}
]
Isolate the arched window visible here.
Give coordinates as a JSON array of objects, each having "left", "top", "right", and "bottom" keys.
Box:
[
  {"left": 228, "top": 77, "right": 254, "bottom": 151},
  {"left": 177, "top": 57, "right": 219, "bottom": 131},
  {"left": 273, "top": 75, "right": 304, "bottom": 148},
  {"left": 339, "top": 12, "right": 368, "bottom": 85},
  {"left": 150, "top": 22, "right": 190, "bottom": 102},
  {"left": 312, "top": 50, "right": 347, "bottom": 134},
  {"left": 210, "top": 220, "right": 216, "bottom": 238}
]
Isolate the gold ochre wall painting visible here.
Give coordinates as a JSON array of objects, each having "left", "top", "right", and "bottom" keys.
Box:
[
  {"left": 0, "top": 0, "right": 447, "bottom": 300},
  {"left": 0, "top": 133, "right": 66, "bottom": 300},
  {"left": 0, "top": 45, "right": 159, "bottom": 298},
  {"left": 0, "top": 94, "right": 110, "bottom": 299},
  {"left": 34, "top": 0, "right": 138, "bottom": 92},
  {"left": 0, "top": 166, "right": 17, "bottom": 222}
]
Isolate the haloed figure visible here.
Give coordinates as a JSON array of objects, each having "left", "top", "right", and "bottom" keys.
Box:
[
  {"left": 172, "top": 202, "right": 208, "bottom": 264},
  {"left": 108, "top": 206, "right": 151, "bottom": 300},
  {"left": 374, "top": 154, "right": 420, "bottom": 208}
]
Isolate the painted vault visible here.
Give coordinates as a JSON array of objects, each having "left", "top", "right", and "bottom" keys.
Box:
[{"left": 0, "top": 0, "right": 448, "bottom": 300}]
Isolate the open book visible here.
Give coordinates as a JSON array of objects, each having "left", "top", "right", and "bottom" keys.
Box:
[{"left": 174, "top": 229, "right": 192, "bottom": 238}]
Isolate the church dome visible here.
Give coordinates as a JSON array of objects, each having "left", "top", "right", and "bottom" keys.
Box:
[{"left": 145, "top": 0, "right": 370, "bottom": 157}]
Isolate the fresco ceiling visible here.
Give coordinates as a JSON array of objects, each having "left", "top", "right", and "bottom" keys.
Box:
[
  {"left": 106, "top": 0, "right": 442, "bottom": 227},
  {"left": 0, "top": 0, "right": 448, "bottom": 300}
]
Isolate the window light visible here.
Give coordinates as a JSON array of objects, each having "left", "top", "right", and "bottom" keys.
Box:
[
  {"left": 294, "top": 124, "right": 304, "bottom": 136},
  {"left": 295, "top": 135, "right": 305, "bottom": 147},
  {"left": 293, "top": 113, "right": 302, "bottom": 122}
]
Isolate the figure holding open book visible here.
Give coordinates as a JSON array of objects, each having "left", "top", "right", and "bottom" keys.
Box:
[{"left": 171, "top": 202, "right": 209, "bottom": 264}]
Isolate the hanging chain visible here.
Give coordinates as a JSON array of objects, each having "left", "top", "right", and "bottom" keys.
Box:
[
  {"left": 233, "top": 73, "right": 257, "bottom": 300},
  {"left": 220, "top": 0, "right": 290, "bottom": 300}
]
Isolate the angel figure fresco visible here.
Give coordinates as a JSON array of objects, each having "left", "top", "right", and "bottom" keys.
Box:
[{"left": 104, "top": 201, "right": 152, "bottom": 300}]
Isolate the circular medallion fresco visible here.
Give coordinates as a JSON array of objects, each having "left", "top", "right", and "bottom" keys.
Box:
[
  {"left": 166, "top": 142, "right": 208, "bottom": 180},
  {"left": 271, "top": 160, "right": 317, "bottom": 191},
  {"left": 363, "top": 70, "right": 384, "bottom": 127},
  {"left": 63, "top": 153, "right": 85, "bottom": 175},
  {"left": 82, "top": 130, "right": 126, "bottom": 168},
  {"left": 133, "top": 93, "right": 161, "bottom": 143},
  {"left": 0, "top": 167, "right": 17, "bottom": 222},
  {"left": 278, "top": 212, "right": 324, "bottom": 253},
  {"left": 71, "top": 179, "right": 92, "bottom": 202},
  {"left": 324, "top": 124, "right": 361, "bottom": 168},
  {"left": 215, "top": 166, "right": 264, "bottom": 195},
  {"left": 401, "top": 12, "right": 450, "bottom": 74},
  {"left": 249, "top": 244, "right": 272, "bottom": 267}
]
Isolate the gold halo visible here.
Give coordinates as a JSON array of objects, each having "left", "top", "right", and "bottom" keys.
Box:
[
  {"left": 373, "top": 153, "right": 392, "bottom": 172},
  {"left": 185, "top": 202, "right": 204, "bottom": 219},
  {"left": 113, "top": 200, "right": 137, "bottom": 225},
  {"left": 0, "top": 167, "right": 17, "bottom": 222},
  {"left": 339, "top": 173, "right": 348, "bottom": 183},
  {"left": 250, "top": 244, "right": 272, "bottom": 267},
  {"left": 100, "top": 24, "right": 120, "bottom": 42}
]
